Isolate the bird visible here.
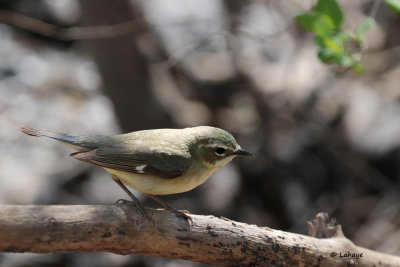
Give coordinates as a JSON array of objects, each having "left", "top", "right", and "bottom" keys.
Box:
[{"left": 21, "top": 126, "right": 253, "bottom": 223}]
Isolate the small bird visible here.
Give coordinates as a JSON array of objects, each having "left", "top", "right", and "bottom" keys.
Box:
[{"left": 21, "top": 126, "right": 252, "bottom": 223}]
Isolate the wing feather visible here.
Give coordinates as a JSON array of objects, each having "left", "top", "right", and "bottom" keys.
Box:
[{"left": 71, "top": 141, "right": 191, "bottom": 178}]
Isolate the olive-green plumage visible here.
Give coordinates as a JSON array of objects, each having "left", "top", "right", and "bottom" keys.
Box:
[{"left": 21, "top": 126, "right": 252, "bottom": 195}]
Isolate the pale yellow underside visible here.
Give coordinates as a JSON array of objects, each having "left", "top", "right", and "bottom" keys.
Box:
[
  {"left": 104, "top": 167, "right": 214, "bottom": 195},
  {"left": 104, "top": 156, "right": 235, "bottom": 195}
]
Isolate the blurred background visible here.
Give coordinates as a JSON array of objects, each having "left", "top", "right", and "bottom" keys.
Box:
[{"left": 0, "top": 0, "right": 399, "bottom": 266}]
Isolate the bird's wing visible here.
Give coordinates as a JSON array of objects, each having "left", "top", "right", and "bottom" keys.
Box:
[{"left": 71, "top": 140, "right": 191, "bottom": 178}]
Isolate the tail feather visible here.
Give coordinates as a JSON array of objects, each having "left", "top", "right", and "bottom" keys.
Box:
[
  {"left": 21, "top": 127, "right": 91, "bottom": 152},
  {"left": 21, "top": 127, "right": 111, "bottom": 152},
  {"left": 21, "top": 127, "right": 64, "bottom": 139}
]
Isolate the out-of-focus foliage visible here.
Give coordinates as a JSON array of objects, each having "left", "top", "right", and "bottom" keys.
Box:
[
  {"left": 296, "top": 0, "right": 374, "bottom": 73},
  {"left": 386, "top": 0, "right": 400, "bottom": 14}
]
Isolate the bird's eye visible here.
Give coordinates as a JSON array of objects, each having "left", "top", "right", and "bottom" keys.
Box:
[{"left": 215, "top": 147, "right": 226, "bottom": 155}]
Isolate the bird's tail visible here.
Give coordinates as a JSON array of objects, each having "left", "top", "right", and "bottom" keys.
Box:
[
  {"left": 20, "top": 127, "right": 95, "bottom": 152},
  {"left": 21, "top": 127, "right": 65, "bottom": 139}
]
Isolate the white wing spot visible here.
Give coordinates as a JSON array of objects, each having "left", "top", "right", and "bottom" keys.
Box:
[{"left": 134, "top": 165, "right": 147, "bottom": 173}]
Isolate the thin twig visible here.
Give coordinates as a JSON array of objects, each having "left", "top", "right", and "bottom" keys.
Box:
[{"left": 0, "top": 8, "right": 148, "bottom": 40}]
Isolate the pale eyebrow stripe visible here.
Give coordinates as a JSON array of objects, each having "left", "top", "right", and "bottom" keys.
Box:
[{"left": 201, "top": 144, "right": 228, "bottom": 149}]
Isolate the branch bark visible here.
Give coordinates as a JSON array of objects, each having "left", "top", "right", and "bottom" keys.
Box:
[{"left": 0, "top": 205, "right": 399, "bottom": 266}]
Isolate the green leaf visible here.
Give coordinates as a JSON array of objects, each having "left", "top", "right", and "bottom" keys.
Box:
[
  {"left": 315, "top": 32, "right": 347, "bottom": 53},
  {"left": 296, "top": 12, "right": 335, "bottom": 35},
  {"left": 322, "top": 36, "right": 343, "bottom": 55},
  {"left": 318, "top": 49, "right": 338, "bottom": 63},
  {"left": 315, "top": 37, "right": 342, "bottom": 63},
  {"left": 356, "top": 18, "right": 375, "bottom": 35},
  {"left": 315, "top": 0, "right": 344, "bottom": 28},
  {"left": 352, "top": 62, "right": 364, "bottom": 73},
  {"left": 296, "top": 13, "right": 319, "bottom": 31},
  {"left": 295, "top": 0, "right": 366, "bottom": 74},
  {"left": 385, "top": 0, "right": 400, "bottom": 14}
]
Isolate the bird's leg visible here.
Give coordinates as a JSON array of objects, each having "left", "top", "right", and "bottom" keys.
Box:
[
  {"left": 146, "top": 194, "right": 193, "bottom": 225},
  {"left": 112, "top": 176, "right": 151, "bottom": 220}
]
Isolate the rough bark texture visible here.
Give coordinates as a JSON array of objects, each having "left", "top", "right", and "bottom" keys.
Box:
[{"left": 0, "top": 205, "right": 399, "bottom": 266}]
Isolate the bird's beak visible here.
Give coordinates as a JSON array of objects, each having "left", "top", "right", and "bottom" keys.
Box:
[{"left": 233, "top": 147, "right": 253, "bottom": 156}]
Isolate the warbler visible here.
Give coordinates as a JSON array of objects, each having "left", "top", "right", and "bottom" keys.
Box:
[{"left": 21, "top": 126, "right": 252, "bottom": 222}]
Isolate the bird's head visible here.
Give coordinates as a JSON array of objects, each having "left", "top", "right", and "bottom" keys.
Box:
[{"left": 187, "top": 126, "right": 253, "bottom": 169}]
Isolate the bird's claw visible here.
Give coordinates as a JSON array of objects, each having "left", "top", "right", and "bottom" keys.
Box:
[
  {"left": 115, "top": 198, "right": 154, "bottom": 224},
  {"left": 116, "top": 199, "right": 130, "bottom": 205},
  {"left": 171, "top": 208, "right": 193, "bottom": 225}
]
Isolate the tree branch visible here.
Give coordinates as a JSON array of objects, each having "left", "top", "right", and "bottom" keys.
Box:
[
  {"left": 0, "top": 8, "right": 146, "bottom": 40},
  {"left": 0, "top": 205, "right": 399, "bottom": 266}
]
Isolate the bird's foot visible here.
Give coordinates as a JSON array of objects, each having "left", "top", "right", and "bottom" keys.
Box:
[
  {"left": 145, "top": 194, "right": 193, "bottom": 225},
  {"left": 116, "top": 199, "right": 131, "bottom": 205},
  {"left": 115, "top": 199, "right": 154, "bottom": 224},
  {"left": 168, "top": 207, "right": 193, "bottom": 226},
  {"left": 112, "top": 176, "right": 154, "bottom": 224}
]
